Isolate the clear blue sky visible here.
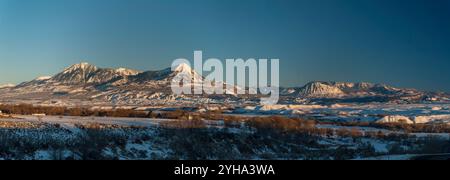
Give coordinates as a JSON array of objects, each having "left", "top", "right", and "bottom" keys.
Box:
[{"left": 0, "top": 0, "right": 449, "bottom": 91}]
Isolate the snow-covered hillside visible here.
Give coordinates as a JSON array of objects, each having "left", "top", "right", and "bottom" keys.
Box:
[{"left": 0, "top": 84, "right": 15, "bottom": 89}]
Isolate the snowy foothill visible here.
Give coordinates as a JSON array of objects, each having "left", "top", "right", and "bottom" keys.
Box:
[
  {"left": 376, "top": 115, "right": 414, "bottom": 124},
  {"left": 0, "top": 84, "right": 15, "bottom": 89},
  {"left": 233, "top": 103, "right": 450, "bottom": 125}
]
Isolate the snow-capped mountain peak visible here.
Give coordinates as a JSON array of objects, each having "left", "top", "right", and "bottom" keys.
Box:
[
  {"left": 172, "top": 63, "right": 193, "bottom": 73},
  {"left": 51, "top": 62, "right": 99, "bottom": 84},
  {"left": 62, "top": 62, "right": 98, "bottom": 73},
  {"left": 127, "top": 63, "right": 203, "bottom": 83},
  {"left": 299, "top": 81, "right": 345, "bottom": 97},
  {"left": 115, "top": 68, "right": 141, "bottom": 76},
  {"left": 50, "top": 62, "right": 140, "bottom": 84}
]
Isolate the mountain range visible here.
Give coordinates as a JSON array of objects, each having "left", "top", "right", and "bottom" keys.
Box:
[
  {"left": 0, "top": 62, "right": 447, "bottom": 107},
  {"left": 282, "top": 81, "right": 421, "bottom": 98}
]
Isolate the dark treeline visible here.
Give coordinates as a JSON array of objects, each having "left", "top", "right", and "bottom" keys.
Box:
[
  {"left": 324, "top": 120, "right": 450, "bottom": 134},
  {"left": 0, "top": 104, "right": 149, "bottom": 118}
]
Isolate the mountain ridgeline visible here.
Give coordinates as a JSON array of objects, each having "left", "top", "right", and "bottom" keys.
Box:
[
  {"left": 0, "top": 62, "right": 445, "bottom": 106},
  {"left": 283, "top": 81, "right": 420, "bottom": 98}
]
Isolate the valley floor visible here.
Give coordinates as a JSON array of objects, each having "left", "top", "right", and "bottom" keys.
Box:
[
  {"left": 0, "top": 113, "right": 448, "bottom": 160},
  {"left": 3, "top": 115, "right": 174, "bottom": 128}
]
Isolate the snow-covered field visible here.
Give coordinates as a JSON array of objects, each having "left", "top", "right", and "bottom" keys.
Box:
[
  {"left": 355, "top": 153, "right": 450, "bottom": 160},
  {"left": 5, "top": 115, "right": 174, "bottom": 128},
  {"left": 316, "top": 124, "right": 450, "bottom": 139},
  {"left": 235, "top": 103, "right": 450, "bottom": 124},
  {"left": 0, "top": 102, "right": 449, "bottom": 160}
]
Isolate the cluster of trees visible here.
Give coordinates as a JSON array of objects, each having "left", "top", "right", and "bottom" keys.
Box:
[
  {"left": 0, "top": 104, "right": 149, "bottom": 118},
  {"left": 372, "top": 123, "right": 450, "bottom": 134},
  {"left": 323, "top": 120, "right": 450, "bottom": 134},
  {"left": 245, "top": 116, "right": 316, "bottom": 133},
  {"left": 240, "top": 116, "right": 426, "bottom": 141},
  {"left": 152, "top": 110, "right": 190, "bottom": 119},
  {"left": 155, "top": 112, "right": 438, "bottom": 141},
  {"left": 0, "top": 121, "right": 43, "bottom": 129},
  {"left": 160, "top": 119, "right": 207, "bottom": 129}
]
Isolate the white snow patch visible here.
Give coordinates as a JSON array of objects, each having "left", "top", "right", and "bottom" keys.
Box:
[
  {"left": 413, "top": 114, "right": 450, "bottom": 124},
  {"left": 376, "top": 115, "right": 414, "bottom": 124},
  {"left": 35, "top": 76, "right": 52, "bottom": 81},
  {"left": 0, "top": 84, "right": 15, "bottom": 88}
]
